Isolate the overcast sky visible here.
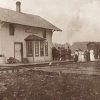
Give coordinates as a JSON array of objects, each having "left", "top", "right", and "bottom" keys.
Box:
[{"left": 0, "top": 0, "right": 100, "bottom": 44}]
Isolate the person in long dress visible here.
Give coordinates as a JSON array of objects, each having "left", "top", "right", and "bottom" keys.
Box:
[
  {"left": 84, "top": 50, "right": 90, "bottom": 62},
  {"left": 78, "top": 49, "right": 82, "bottom": 62},
  {"left": 78, "top": 50, "right": 85, "bottom": 62},
  {"left": 81, "top": 51, "right": 85, "bottom": 62},
  {"left": 90, "top": 50, "right": 95, "bottom": 61},
  {"left": 74, "top": 50, "right": 78, "bottom": 62}
]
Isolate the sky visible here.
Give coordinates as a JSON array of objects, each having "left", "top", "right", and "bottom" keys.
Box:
[{"left": 0, "top": 0, "right": 100, "bottom": 44}]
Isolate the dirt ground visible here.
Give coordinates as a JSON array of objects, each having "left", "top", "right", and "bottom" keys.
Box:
[{"left": 0, "top": 63, "right": 99, "bottom": 100}]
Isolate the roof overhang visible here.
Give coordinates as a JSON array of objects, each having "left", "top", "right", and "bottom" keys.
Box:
[{"left": 0, "top": 7, "right": 62, "bottom": 31}]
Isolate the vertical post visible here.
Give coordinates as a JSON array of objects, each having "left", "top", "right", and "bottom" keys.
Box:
[{"left": 32, "top": 41, "right": 34, "bottom": 62}]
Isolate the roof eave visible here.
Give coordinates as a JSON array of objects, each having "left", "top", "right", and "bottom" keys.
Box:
[
  {"left": 53, "top": 29, "right": 62, "bottom": 32},
  {"left": 3, "top": 21, "right": 62, "bottom": 31}
]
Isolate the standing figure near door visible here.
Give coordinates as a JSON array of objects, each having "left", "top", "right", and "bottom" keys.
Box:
[{"left": 90, "top": 50, "right": 95, "bottom": 61}]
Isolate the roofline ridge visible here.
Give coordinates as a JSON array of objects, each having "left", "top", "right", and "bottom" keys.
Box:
[{"left": 0, "top": 6, "right": 62, "bottom": 31}]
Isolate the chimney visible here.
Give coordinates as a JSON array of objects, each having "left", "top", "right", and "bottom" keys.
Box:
[{"left": 16, "top": 1, "right": 21, "bottom": 12}]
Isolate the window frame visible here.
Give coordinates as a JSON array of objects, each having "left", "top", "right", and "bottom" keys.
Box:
[
  {"left": 9, "top": 24, "right": 15, "bottom": 36},
  {"left": 40, "top": 41, "right": 44, "bottom": 56},
  {"left": 26, "top": 41, "right": 33, "bottom": 57},
  {"left": 35, "top": 41, "right": 39, "bottom": 57},
  {"left": 45, "top": 42, "right": 48, "bottom": 56}
]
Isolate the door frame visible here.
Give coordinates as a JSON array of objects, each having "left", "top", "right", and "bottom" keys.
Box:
[{"left": 14, "top": 42, "right": 23, "bottom": 62}]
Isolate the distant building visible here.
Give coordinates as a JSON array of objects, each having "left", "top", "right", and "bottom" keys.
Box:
[
  {"left": 71, "top": 42, "right": 100, "bottom": 58},
  {"left": 71, "top": 42, "right": 88, "bottom": 53},
  {"left": 0, "top": 1, "right": 61, "bottom": 63},
  {"left": 87, "top": 42, "right": 100, "bottom": 58}
]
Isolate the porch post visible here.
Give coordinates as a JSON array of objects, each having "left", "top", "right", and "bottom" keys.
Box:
[{"left": 32, "top": 41, "right": 34, "bottom": 62}]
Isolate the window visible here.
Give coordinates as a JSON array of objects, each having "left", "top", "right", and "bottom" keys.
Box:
[
  {"left": 45, "top": 42, "right": 48, "bottom": 56},
  {"left": 9, "top": 24, "right": 15, "bottom": 35},
  {"left": 35, "top": 41, "right": 39, "bottom": 57},
  {"left": 26, "top": 41, "right": 33, "bottom": 57},
  {"left": 40, "top": 41, "right": 44, "bottom": 56},
  {"left": 43, "top": 29, "right": 46, "bottom": 38}
]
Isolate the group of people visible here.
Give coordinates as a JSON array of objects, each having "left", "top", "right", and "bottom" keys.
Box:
[
  {"left": 52, "top": 46, "right": 96, "bottom": 62},
  {"left": 74, "top": 49, "right": 95, "bottom": 62},
  {"left": 52, "top": 46, "right": 72, "bottom": 61}
]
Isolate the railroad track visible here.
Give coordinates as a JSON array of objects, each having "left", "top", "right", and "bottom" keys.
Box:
[{"left": 0, "top": 61, "right": 100, "bottom": 75}]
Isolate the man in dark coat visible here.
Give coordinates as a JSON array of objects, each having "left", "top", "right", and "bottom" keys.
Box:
[
  {"left": 87, "top": 50, "right": 90, "bottom": 61},
  {"left": 52, "top": 47, "right": 57, "bottom": 61},
  {"left": 67, "top": 46, "right": 72, "bottom": 60},
  {"left": 85, "top": 50, "right": 90, "bottom": 62},
  {"left": 74, "top": 50, "right": 78, "bottom": 62}
]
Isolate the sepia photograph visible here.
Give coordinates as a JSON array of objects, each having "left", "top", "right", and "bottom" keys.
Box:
[{"left": 0, "top": 0, "right": 100, "bottom": 100}]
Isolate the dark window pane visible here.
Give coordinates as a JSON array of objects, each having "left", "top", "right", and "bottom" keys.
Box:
[
  {"left": 35, "top": 41, "right": 39, "bottom": 57},
  {"left": 26, "top": 41, "right": 33, "bottom": 57},
  {"left": 9, "top": 24, "right": 15, "bottom": 35},
  {"left": 40, "top": 41, "right": 44, "bottom": 56},
  {"left": 45, "top": 42, "right": 48, "bottom": 56}
]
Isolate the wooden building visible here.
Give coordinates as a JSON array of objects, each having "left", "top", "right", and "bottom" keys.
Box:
[{"left": 0, "top": 1, "right": 61, "bottom": 63}]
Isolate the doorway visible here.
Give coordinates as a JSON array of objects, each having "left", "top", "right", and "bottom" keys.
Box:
[{"left": 14, "top": 42, "right": 23, "bottom": 62}]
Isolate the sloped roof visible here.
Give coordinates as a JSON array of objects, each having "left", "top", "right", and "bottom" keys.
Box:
[
  {"left": 25, "top": 35, "right": 45, "bottom": 41},
  {"left": 0, "top": 7, "right": 61, "bottom": 31}
]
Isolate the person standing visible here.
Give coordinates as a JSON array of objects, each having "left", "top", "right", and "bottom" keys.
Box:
[
  {"left": 74, "top": 50, "right": 78, "bottom": 62},
  {"left": 84, "top": 50, "right": 90, "bottom": 62},
  {"left": 52, "top": 47, "right": 57, "bottom": 61},
  {"left": 90, "top": 50, "right": 95, "bottom": 61},
  {"left": 87, "top": 50, "right": 90, "bottom": 62},
  {"left": 84, "top": 50, "right": 87, "bottom": 62},
  {"left": 78, "top": 49, "right": 82, "bottom": 62},
  {"left": 81, "top": 51, "right": 85, "bottom": 62},
  {"left": 67, "top": 46, "right": 71, "bottom": 60}
]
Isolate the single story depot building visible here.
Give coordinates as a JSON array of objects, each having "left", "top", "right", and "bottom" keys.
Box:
[{"left": 0, "top": 1, "right": 61, "bottom": 63}]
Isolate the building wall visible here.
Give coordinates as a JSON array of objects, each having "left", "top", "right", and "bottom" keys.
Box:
[{"left": 0, "top": 23, "right": 53, "bottom": 63}]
